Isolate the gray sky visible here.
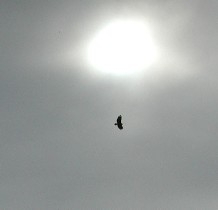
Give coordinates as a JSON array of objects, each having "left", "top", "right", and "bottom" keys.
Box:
[{"left": 1, "top": 0, "right": 218, "bottom": 209}]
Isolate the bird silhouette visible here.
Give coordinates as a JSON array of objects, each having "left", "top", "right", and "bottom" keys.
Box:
[{"left": 114, "top": 115, "right": 123, "bottom": 130}]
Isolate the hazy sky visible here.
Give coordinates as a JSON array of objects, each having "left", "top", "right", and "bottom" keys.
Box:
[{"left": 1, "top": 0, "right": 218, "bottom": 209}]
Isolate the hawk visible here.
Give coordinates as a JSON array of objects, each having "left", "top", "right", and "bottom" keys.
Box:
[{"left": 114, "top": 115, "right": 123, "bottom": 130}]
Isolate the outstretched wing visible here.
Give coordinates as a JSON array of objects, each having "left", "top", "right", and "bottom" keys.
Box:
[
  {"left": 117, "top": 115, "right": 123, "bottom": 129},
  {"left": 117, "top": 123, "right": 123, "bottom": 129},
  {"left": 117, "top": 115, "right": 122, "bottom": 124}
]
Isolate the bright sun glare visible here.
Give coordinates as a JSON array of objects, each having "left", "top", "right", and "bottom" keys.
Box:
[{"left": 87, "top": 19, "right": 158, "bottom": 75}]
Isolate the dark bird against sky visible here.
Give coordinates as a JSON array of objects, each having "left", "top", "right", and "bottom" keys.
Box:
[{"left": 115, "top": 115, "right": 123, "bottom": 130}]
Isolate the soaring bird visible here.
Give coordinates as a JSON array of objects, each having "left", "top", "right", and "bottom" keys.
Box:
[{"left": 114, "top": 115, "right": 123, "bottom": 130}]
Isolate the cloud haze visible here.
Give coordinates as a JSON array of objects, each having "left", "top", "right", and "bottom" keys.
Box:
[{"left": 0, "top": 0, "right": 218, "bottom": 209}]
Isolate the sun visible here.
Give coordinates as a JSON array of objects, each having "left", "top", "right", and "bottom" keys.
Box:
[{"left": 87, "top": 19, "right": 158, "bottom": 76}]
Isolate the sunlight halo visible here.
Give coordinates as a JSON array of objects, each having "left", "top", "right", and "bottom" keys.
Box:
[{"left": 87, "top": 19, "right": 158, "bottom": 76}]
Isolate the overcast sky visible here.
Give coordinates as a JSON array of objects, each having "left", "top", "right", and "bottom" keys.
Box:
[{"left": 1, "top": 0, "right": 218, "bottom": 209}]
